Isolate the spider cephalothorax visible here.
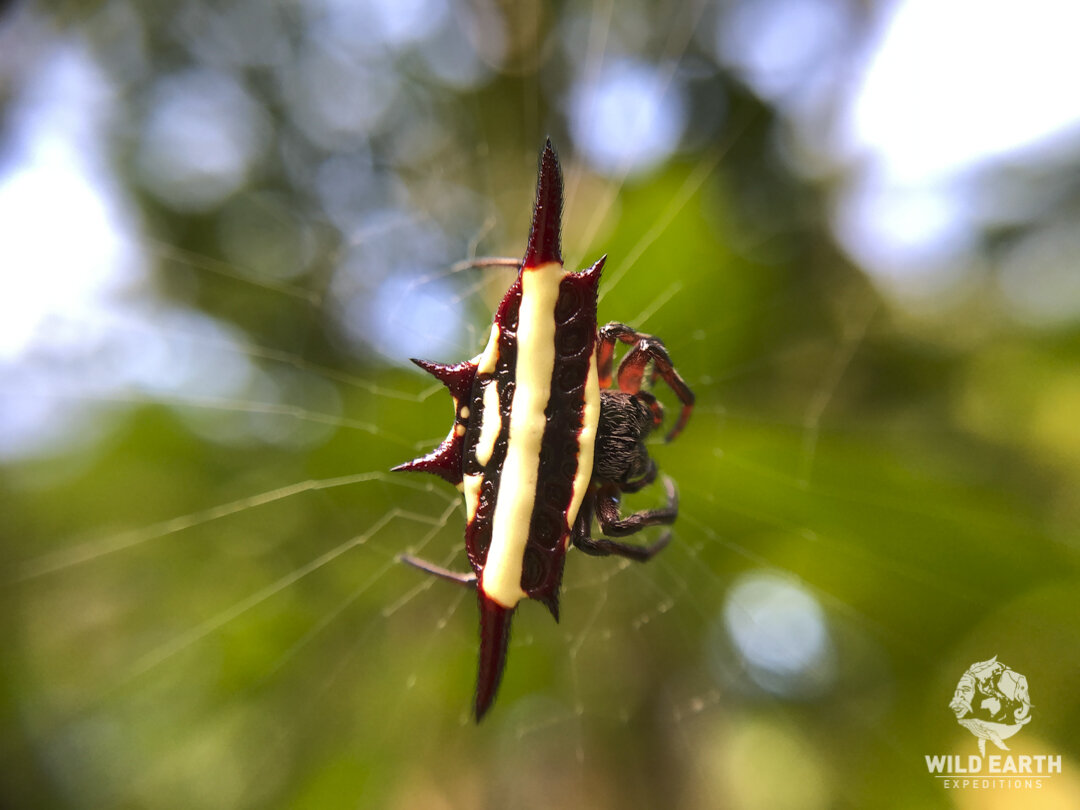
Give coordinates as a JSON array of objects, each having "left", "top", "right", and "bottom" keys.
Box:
[{"left": 394, "top": 140, "right": 694, "bottom": 720}]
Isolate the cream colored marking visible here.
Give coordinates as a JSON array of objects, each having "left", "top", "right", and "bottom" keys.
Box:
[
  {"left": 463, "top": 472, "right": 484, "bottom": 523},
  {"left": 565, "top": 352, "right": 600, "bottom": 549},
  {"left": 459, "top": 406, "right": 470, "bottom": 419},
  {"left": 482, "top": 260, "right": 565, "bottom": 608},
  {"left": 454, "top": 423, "right": 466, "bottom": 437},
  {"left": 474, "top": 381, "right": 502, "bottom": 467},
  {"left": 476, "top": 323, "right": 500, "bottom": 374}
]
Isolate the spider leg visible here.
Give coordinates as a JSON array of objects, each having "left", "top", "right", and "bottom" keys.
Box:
[
  {"left": 399, "top": 554, "right": 478, "bottom": 587},
  {"left": 449, "top": 257, "right": 521, "bottom": 273},
  {"left": 631, "top": 389, "right": 666, "bottom": 434},
  {"left": 598, "top": 322, "right": 661, "bottom": 393},
  {"left": 574, "top": 530, "right": 672, "bottom": 563},
  {"left": 596, "top": 477, "right": 679, "bottom": 537},
  {"left": 597, "top": 322, "right": 695, "bottom": 441},
  {"left": 616, "top": 339, "right": 694, "bottom": 441},
  {"left": 571, "top": 479, "right": 676, "bottom": 562},
  {"left": 619, "top": 457, "right": 659, "bottom": 494},
  {"left": 597, "top": 322, "right": 642, "bottom": 388}
]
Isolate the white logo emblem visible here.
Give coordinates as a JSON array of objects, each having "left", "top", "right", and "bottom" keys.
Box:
[{"left": 948, "top": 656, "right": 1032, "bottom": 755}]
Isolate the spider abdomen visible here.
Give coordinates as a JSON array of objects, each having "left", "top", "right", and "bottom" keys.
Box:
[{"left": 463, "top": 258, "right": 603, "bottom": 612}]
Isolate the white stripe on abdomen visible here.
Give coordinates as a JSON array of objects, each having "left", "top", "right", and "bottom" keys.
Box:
[
  {"left": 482, "top": 261, "right": 564, "bottom": 608},
  {"left": 474, "top": 380, "right": 502, "bottom": 467},
  {"left": 566, "top": 352, "right": 600, "bottom": 543}
]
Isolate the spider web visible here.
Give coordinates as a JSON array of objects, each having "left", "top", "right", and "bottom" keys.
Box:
[{"left": 4, "top": 3, "right": 1077, "bottom": 810}]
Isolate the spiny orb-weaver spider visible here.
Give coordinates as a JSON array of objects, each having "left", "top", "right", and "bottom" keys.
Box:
[{"left": 394, "top": 139, "right": 694, "bottom": 721}]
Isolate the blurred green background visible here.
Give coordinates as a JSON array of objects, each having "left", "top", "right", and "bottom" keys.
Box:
[{"left": 2, "top": 1, "right": 1079, "bottom": 808}]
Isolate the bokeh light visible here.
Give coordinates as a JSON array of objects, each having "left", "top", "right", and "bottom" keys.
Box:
[
  {"left": 721, "top": 570, "right": 835, "bottom": 698},
  {"left": 832, "top": 0, "right": 1080, "bottom": 297},
  {"left": 716, "top": 0, "right": 851, "bottom": 103},
  {"left": 568, "top": 58, "right": 687, "bottom": 177},
  {"left": 844, "top": 0, "right": 1080, "bottom": 185},
  {"left": 136, "top": 68, "right": 270, "bottom": 212}
]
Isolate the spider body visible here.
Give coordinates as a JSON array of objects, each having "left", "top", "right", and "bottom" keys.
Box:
[{"left": 394, "top": 140, "right": 693, "bottom": 720}]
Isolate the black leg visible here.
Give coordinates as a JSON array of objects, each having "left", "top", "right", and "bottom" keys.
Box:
[
  {"left": 449, "top": 257, "right": 521, "bottom": 273},
  {"left": 620, "top": 458, "right": 659, "bottom": 494},
  {"left": 595, "top": 478, "right": 678, "bottom": 538},
  {"left": 574, "top": 529, "right": 672, "bottom": 562},
  {"left": 570, "top": 480, "right": 677, "bottom": 563},
  {"left": 399, "top": 554, "right": 477, "bottom": 587}
]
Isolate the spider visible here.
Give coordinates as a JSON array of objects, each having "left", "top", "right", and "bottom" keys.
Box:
[{"left": 394, "top": 139, "right": 694, "bottom": 721}]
